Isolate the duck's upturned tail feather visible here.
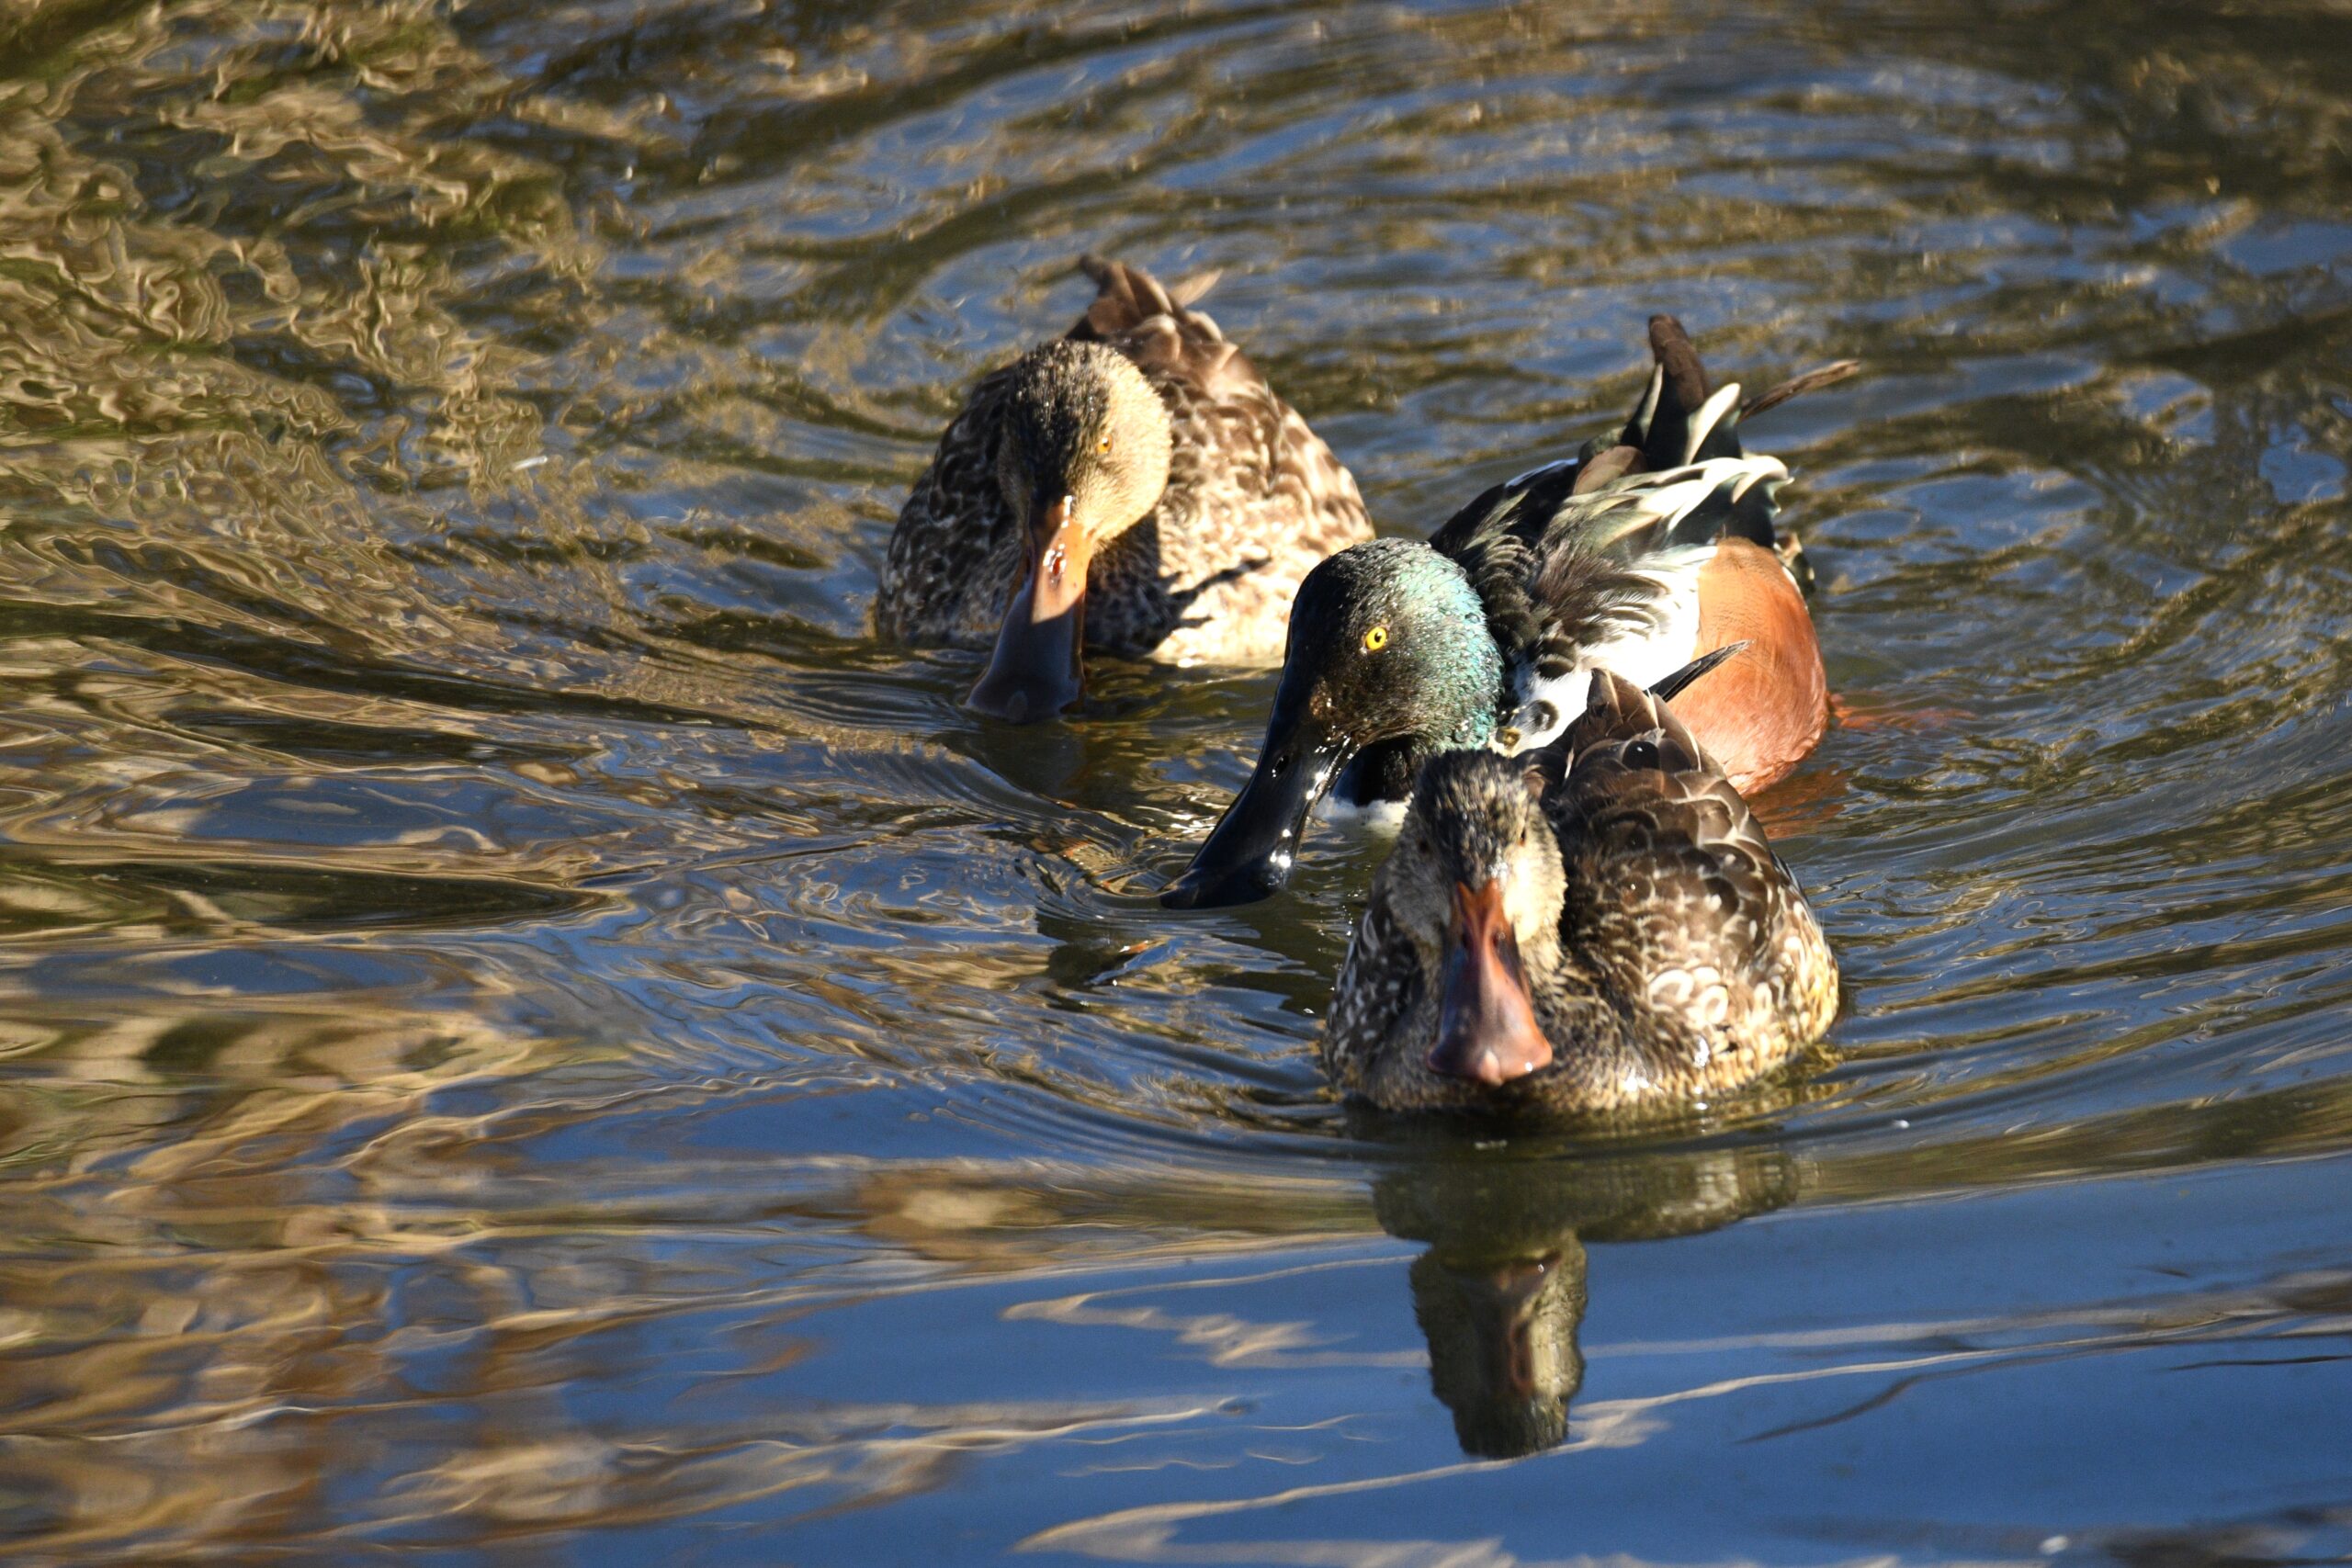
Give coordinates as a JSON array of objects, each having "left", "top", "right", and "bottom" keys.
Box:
[
  {"left": 1520, "top": 663, "right": 1717, "bottom": 800},
  {"left": 1432, "top": 317, "right": 1851, "bottom": 568},
  {"left": 1615, "top": 314, "right": 1738, "bottom": 472},
  {"left": 1620, "top": 314, "right": 1857, "bottom": 473},
  {"left": 1073, "top": 254, "right": 1222, "bottom": 341},
  {"left": 1742, "top": 357, "right": 1861, "bottom": 421}
]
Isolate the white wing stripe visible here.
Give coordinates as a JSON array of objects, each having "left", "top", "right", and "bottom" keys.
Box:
[{"left": 1682, "top": 382, "right": 1744, "bottom": 463}]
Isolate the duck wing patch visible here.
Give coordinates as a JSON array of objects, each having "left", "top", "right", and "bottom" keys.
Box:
[{"left": 1510, "top": 457, "right": 1784, "bottom": 705}]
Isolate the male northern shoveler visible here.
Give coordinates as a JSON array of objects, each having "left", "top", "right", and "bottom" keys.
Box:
[
  {"left": 1160, "top": 315, "right": 1854, "bottom": 908},
  {"left": 1320, "top": 660, "right": 1838, "bottom": 1116},
  {"left": 876, "top": 255, "right": 1373, "bottom": 722}
]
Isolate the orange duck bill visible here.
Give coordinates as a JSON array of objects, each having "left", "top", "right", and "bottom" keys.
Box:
[
  {"left": 967, "top": 494, "right": 1088, "bottom": 723},
  {"left": 1427, "top": 879, "right": 1552, "bottom": 1087}
]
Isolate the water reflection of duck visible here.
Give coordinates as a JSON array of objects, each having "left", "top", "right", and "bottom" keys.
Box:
[
  {"left": 876, "top": 255, "right": 1373, "bottom": 724},
  {"left": 1371, "top": 1136, "right": 1798, "bottom": 1458},
  {"left": 1161, "top": 317, "right": 1855, "bottom": 908},
  {"left": 1323, "top": 663, "right": 1838, "bottom": 1115}
]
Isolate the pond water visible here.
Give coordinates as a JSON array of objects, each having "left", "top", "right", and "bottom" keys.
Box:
[{"left": 1, "top": 0, "right": 2349, "bottom": 1561}]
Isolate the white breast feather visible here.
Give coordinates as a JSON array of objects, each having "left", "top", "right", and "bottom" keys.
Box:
[
  {"left": 1502, "top": 548, "right": 1706, "bottom": 753},
  {"left": 1316, "top": 792, "right": 1410, "bottom": 831}
]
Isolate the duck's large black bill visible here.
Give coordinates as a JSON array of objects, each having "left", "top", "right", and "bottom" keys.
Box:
[
  {"left": 967, "top": 495, "right": 1086, "bottom": 724},
  {"left": 1160, "top": 706, "right": 1353, "bottom": 909}
]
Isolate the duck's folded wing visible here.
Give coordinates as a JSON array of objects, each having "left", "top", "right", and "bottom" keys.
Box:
[
  {"left": 1426, "top": 313, "right": 1758, "bottom": 567},
  {"left": 1431, "top": 312, "right": 1855, "bottom": 565},
  {"left": 1499, "top": 457, "right": 1783, "bottom": 695}
]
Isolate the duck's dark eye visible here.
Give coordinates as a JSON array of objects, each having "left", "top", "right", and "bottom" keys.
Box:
[{"left": 1625, "top": 739, "right": 1659, "bottom": 770}]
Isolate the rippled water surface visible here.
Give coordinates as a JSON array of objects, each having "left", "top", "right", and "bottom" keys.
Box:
[{"left": 2, "top": 0, "right": 2350, "bottom": 1560}]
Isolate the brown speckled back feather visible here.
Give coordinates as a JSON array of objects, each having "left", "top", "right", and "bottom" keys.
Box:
[
  {"left": 1537, "top": 672, "right": 1838, "bottom": 1102},
  {"left": 876, "top": 257, "right": 1372, "bottom": 663}
]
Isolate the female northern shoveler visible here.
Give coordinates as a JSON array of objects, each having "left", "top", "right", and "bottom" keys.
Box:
[
  {"left": 1321, "top": 660, "right": 1838, "bottom": 1116},
  {"left": 876, "top": 255, "right": 1373, "bottom": 723},
  {"left": 1160, "top": 315, "right": 1854, "bottom": 908}
]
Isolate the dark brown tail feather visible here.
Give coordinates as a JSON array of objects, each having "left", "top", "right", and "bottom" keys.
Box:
[
  {"left": 1647, "top": 314, "right": 1712, "bottom": 413},
  {"left": 1646, "top": 642, "right": 1745, "bottom": 705},
  {"left": 1074, "top": 254, "right": 1195, "bottom": 338},
  {"left": 1571, "top": 668, "right": 1709, "bottom": 773},
  {"left": 1630, "top": 313, "right": 1713, "bottom": 471},
  {"left": 1615, "top": 316, "right": 1859, "bottom": 473},
  {"left": 1741, "top": 359, "right": 1861, "bottom": 421}
]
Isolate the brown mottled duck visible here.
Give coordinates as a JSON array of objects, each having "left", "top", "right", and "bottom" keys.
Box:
[
  {"left": 876, "top": 255, "right": 1373, "bottom": 722},
  {"left": 1322, "top": 657, "right": 1838, "bottom": 1116}
]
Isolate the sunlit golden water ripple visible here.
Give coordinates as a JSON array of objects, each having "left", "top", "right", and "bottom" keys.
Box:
[{"left": 0, "top": 0, "right": 2348, "bottom": 1561}]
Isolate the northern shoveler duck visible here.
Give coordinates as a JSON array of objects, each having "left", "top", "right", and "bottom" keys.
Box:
[
  {"left": 1320, "top": 659, "right": 1838, "bottom": 1116},
  {"left": 876, "top": 255, "right": 1374, "bottom": 722},
  {"left": 1159, "top": 316, "right": 1854, "bottom": 908}
]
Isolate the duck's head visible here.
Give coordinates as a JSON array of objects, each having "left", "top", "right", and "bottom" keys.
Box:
[
  {"left": 1382, "top": 750, "right": 1563, "bottom": 1090},
  {"left": 1161, "top": 539, "right": 1502, "bottom": 908},
  {"left": 967, "top": 341, "right": 1174, "bottom": 723}
]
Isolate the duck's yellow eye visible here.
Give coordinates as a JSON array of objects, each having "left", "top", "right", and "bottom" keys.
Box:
[
  {"left": 1098, "top": 435, "right": 1112, "bottom": 454},
  {"left": 1363, "top": 625, "right": 1389, "bottom": 652}
]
